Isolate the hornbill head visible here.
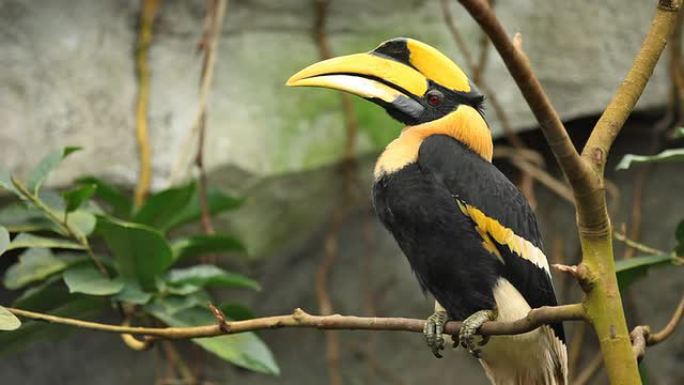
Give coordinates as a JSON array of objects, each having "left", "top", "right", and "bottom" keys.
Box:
[{"left": 286, "top": 37, "right": 485, "bottom": 127}]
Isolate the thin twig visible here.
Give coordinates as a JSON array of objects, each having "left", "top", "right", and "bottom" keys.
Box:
[
  {"left": 162, "top": 341, "right": 198, "bottom": 385},
  {"left": 582, "top": 0, "right": 684, "bottom": 175},
  {"left": 169, "top": 0, "right": 228, "bottom": 185},
  {"left": 316, "top": 209, "right": 344, "bottom": 385},
  {"left": 352, "top": 345, "right": 410, "bottom": 385},
  {"left": 457, "top": 1, "right": 682, "bottom": 383},
  {"left": 440, "top": 0, "right": 526, "bottom": 150},
  {"left": 360, "top": 208, "right": 379, "bottom": 382},
  {"left": 647, "top": 293, "right": 684, "bottom": 345},
  {"left": 473, "top": 0, "right": 495, "bottom": 83},
  {"left": 567, "top": 322, "right": 586, "bottom": 378},
  {"left": 572, "top": 351, "right": 603, "bottom": 385},
  {"left": 630, "top": 293, "right": 684, "bottom": 362},
  {"left": 613, "top": 231, "right": 665, "bottom": 255},
  {"left": 507, "top": 157, "right": 574, "bottom": 204},
  {"left": 493, "top": 147, "right": 574, "bottom": 204},
  {"left": 11, "top": 177, "right": 109, "bottom": 276},
  {"left": 195, "top": 0, "right": 227, "bottom": 238},
  {"left": 441, "top": 0, "right": 549, "bottom": 207},
  {"left": 186, "top": 0, "right": 227, "bottom": 274},
  {"left": 623, "top": 84, "right": 679, "bottom": 258},
  {"left": 7, "top": 304, "right": 586, "bottom": 339},
  {"left": 133, "top": 0, "right": 161, "bottom": 207},
  {"left": 456, "top": 0, "right": 590, "bottom": 191},
  {"left": 312, "top": 1, "right": 359, "bottom": 384}
]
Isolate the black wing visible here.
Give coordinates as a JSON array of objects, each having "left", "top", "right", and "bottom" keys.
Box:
[{"left": 418, "top": 134, "right": 565, "bottom": 342}]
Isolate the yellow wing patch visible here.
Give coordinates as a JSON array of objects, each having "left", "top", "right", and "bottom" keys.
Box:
[{"left": 457, "top": 201, "right": 550, "bottom": 273}]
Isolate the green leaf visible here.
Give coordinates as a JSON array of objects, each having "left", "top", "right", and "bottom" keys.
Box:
[
  {"left": 165, "top": 189, "right": 244, "bottom": 231},
  {"left": 674, "top": 126, "right": 684, "bottom": 139},
  {"left": 6, "top": 233, "right": 85, "bottom": 251},
  {"left": 616, "top": 148, "right": 684, "bottom": 170},
  {"left": 26, "top": 147, "right": 81, "bottom": 195},
  {"left": 77, "top": 177, "right": 132, "bottom": 218},
  {"left": 615, "top": 254, "right": 675, "bottom": 290},
  {"left": 148, "top": 305, "right": 279, "bottom": 374},
  {"left": 639, "top": 362, "right": 650, "bottom": 385},
  {"left": 676, "top": 220, "right": 684, "bottom": 257},
  {"left": 220, "top": 303, "right": 255, "bottom": 321},
  {"left": 0, "top": 202, "right": 54, "bottom": 233},
  {"left": 133, "top": 183, "right": 196, "bottom": 230},
  {"left": 63, "top": 265, "right": 124, "bottom": 296},
  {"left": 113, "top": 280, "right": 153, "bottom": 305},
  {"left": 4, "top": 248, "right": 68, "bottom": 289},
  {"left": 96, "top": 215, "right": 173, "bottom": 291},
  {"left": 166, "top": 265, "right": 260, "bottom": 291},
  {"left": 171, "top": 234, "right": 245, "bottom": 261},
  {"left": 146, "top": 291, "right": 211, "bottom": 315},
  {"left": 63, "top": 184, "right": 97, "bottom": 213},
  {"left": 0, "top": 168, "right": 18, "bottom": 195},
  {"left": 0, "top": 306, "right": 21, "bottom": 331},
  {"left": 165, "top": 283, "right": 202, "bottom": 296},
  {"left": 675, "top": 219, "right": 684, "bottom": 244},
  {"left": 13, "top": 276, "right": 73, "bottom": 310},
  {"left": 65, "top": 210, "right": 97, "bottom": 237},
  {"left": 0, "top": 203, "right": 96, "bottom": 237},
  {"left": 0, "top": 226, "right": 9, "bottom": 256}
]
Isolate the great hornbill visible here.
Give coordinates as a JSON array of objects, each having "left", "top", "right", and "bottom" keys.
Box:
[{"left": 287, "top": 38, "right": 567, "bottom": 385}]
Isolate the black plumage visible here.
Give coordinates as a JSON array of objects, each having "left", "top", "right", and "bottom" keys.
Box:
[{"left": 373, "top": 134, "right": 564, "bottom": 342}]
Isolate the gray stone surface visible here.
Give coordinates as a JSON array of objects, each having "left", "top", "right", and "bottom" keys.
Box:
[{"left": 0, "top": 0, "right": 673, "bottom": 188}]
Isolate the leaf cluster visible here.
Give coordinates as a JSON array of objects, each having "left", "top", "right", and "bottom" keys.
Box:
[{"left": 0, "top": 148, "right": 278, "bottom": 374}]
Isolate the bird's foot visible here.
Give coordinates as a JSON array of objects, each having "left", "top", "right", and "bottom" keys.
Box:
[
  {"left": 456, "top": 309, "right": 497, "bottom": 358},
  {"left": 423, "top": 309, "right": 449, "bottom": 358}
]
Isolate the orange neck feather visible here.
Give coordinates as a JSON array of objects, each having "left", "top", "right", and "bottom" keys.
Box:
[{"left": 374, "top": 105, "right": 493, "bottom": 178}]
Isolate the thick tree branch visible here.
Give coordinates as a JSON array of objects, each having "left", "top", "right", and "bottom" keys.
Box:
[
  {"left": 456, "top": 2, "right": 681, "bottom": 384},
  {"left": 456, "top": 0, "right": 591, "bottom": 190},
  {"left": 582, "top": 0, "right": 683, "bottom": 174},
  {"left": 7, "top": 304, "right": 586, "bottom": 340}
]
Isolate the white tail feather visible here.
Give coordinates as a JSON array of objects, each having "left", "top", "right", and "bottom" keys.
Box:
[{"left": 479, "top": 279, "right": 568, "bottom": 385}]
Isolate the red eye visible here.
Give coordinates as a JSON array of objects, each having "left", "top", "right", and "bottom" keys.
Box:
[{"left": 426, "top": 90, "right": 443, "bottom": 107}]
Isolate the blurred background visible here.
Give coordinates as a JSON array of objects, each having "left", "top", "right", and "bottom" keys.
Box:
[{"left": 0, "top": 0, "right": 682, "bottom": 384}]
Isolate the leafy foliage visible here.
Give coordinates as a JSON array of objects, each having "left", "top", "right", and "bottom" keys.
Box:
[
  {"left": 63, "top": 265, "right": 124, "bottom": 296},
  {"left": 0, "top": 306, "right": 21, "bottom": 331},
  {"left": 0, "top": 147, "right": 277, "bottom": 374},
  {"left": 615, "top": 220, "right": 684, "bottom": 290},
  {"left": 4, "top": 249, "right": 68, "bottom": 290},
  {"left": 615, "top": 254, "right": 676, "bottom": 290},
  {"left": 616, "top": 148, "right": 684, "bottom": 170},
  {"left": 96, "top": 216, "right": 173, "bottom": 291},
  {"left": 63, "top": 184, "right": 97, "bottom": 213},
  {"left": 148, "top": 304, "right": 279, "bottom": 374}
]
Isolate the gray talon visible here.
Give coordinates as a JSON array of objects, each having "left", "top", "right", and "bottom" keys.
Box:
[
  {"left": 458, "top": 309, "right": 496, "bottom": 358},
  {"left": 423, "top": 310, "right": 448, "bottom": 358}
]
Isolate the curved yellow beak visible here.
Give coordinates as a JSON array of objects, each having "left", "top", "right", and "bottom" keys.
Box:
[{"left": 286, "top": 38, "right": 474, "bottom": 124}]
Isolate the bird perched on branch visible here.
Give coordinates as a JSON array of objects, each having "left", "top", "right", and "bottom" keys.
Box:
[{"left": 287, "top": 37, "right": 566, "bottom": 385}]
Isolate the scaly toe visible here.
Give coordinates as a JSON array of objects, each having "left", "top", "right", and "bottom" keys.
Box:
[
  {"left": 423, "top": 310, "right": 448, "bottom": 358},
  {"left": 458, "top": 309, "right": 496, "bottom": 358}
]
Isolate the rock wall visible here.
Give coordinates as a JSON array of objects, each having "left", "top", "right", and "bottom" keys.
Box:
[{"left": 0, "top": 0, "right": 672, "bottom": 187}]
